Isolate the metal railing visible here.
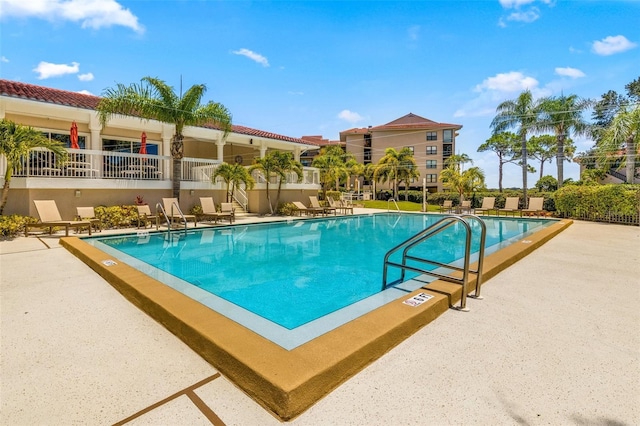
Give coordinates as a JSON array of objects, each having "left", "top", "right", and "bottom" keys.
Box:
[
  {"left": 181, "top": 157, "right": 223, "bottom": 182},
  {"left": 159, "top": 200, "right": 189, "bottom": 235},
  {"left": 382, "top": 214, "right": 486, "bottom": 311},
  {"left": 387, "top": 198, "right": 400, "bottom": 212}
]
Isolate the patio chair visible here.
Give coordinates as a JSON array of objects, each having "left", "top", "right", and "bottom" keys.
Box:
[
  {"left": 162, "top": 198, "right": 197, "bottom": 228},
  {"left": 136, "top": 205, "right": 158, "bottom": 229},
  {"left": 219, "top": 202, "right": 235, "bottom": 224},
  {"left": 497, "top": 197, "right": 522, "bottom": 217},
  {"left": 328, "top": 197, "right": 350, "bottom": 215},
  {"left": 522, "top": 197, "right": 545, "bottom": 217},
  {"left": 197, "top": 197, "right": 223, "bottom": 224},
  {"left": 439, "top": 200, "right": 454, "bottom": 213},
  {"left": 76, "top": 206, "right": 102, "bottom": 232},
  {"left": 460, "top": 200, "right": 473, "bottom": 214},
  {"left": 339, "top": 199, "right": 354, "bottom": 214},
  {"left": 26, "top": 200, "right": 92, "bottom": 237},
  {"left": 310, "top": 195, "right": 336, "bottom": 216},
  {"left": 475, "top": 197, "right": 496, "bottom": 216},
  {"left": 292, "top": 201, "right": 323, "bottom": 216}
]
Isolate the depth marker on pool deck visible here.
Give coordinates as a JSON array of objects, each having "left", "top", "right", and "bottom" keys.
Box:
[{"left": 403, "top": 293, "right": 433, "bottom": 307}]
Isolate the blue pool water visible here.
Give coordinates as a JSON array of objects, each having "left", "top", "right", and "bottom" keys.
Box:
[{"left": 88, "top": 213, "right": 553, "bottom": 349}]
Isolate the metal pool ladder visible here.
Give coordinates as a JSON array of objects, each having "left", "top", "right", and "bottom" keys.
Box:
[
  {"left": 382, "top": 214, "right": 486, "bottom": 311},
  {"left": 387, "top": 198, "right": 400, "bottom": 212},
  {"left": 155, "top": 201, "right": 188, "bottom": 236}
]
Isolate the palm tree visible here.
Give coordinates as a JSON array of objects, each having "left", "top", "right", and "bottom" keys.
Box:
[
  {"left": 96, "top": 77, "right": 232, "bottom": 199},
  {"left": 597, "top": 103, "right": 640, "bottom": 184},
  {"left": 374, "top": 147, "right": 416, "bottom": 200},
  {"left": 312, "top": 145, "right": 351, "bottom": 199},
  {"left": 212, "top": 162, "right": 255, "bottom": 203},
  {"left": 0, "top": 119, "right": 68, "bottom": 215},
  {"left": 249, "top": 151, "right": 302, "bottom": 214},
  {"left": 439, "top": 164, "right": 486, "bottom": 205},
  {"left": 538, "top": 94, "right": 591, "bottom": 188},
  {"left": 477, "top": 132, "right": 519, "bottom": 192},
  {"left": 491, "top": 89, "right": 542, "bottom": 206}
]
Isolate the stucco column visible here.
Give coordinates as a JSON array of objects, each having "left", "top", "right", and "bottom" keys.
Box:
[
  {"left": 294, "top": 146, "right": 301, "bottom": 162},
  {"left": 161, "top": 124, "right": 173, "bottom": 180},
  {"left": 216, "top": 140, "right": 225, "bottom": 162},
  {"left": 88, "top": 115, "right": 102, "bottom": 177},
  {"left": 259, "top": 141, "right": 267, "bottom": 158}
]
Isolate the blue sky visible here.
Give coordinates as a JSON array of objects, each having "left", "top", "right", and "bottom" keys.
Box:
[{"left": 1, "top": 0, "right": 639, "bottom": 188}]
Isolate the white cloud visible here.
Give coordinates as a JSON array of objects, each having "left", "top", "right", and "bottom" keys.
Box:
[
  {"left": 499, "top": 0, "right": 536, "bottom": 7},
  {"left": 77, "top": 90, "right": 94, "bottom": 95},
  {"left": 474, "top": 71, "right": 539, "bottom": 93},
  {"left": 505, "top": 8, "right": 540, "bottom": 23},
  {"left": 1, "top": 56, "right": 8, "bottom": 63},
  {"left": 78, "top": 72, "right": 94, "bottom": 81},
  {"left": 554, "top": 67, "right": 585, "bottom": 79},
  {"left": 0, "top": 0, "right": 143, "bottom": 33},
  {"left": 337, "top": 110, "right": 364, "bottom": 124},
  {"left": 33, "top": 61, "right": 79, "bottom": 79},
  {"left": 592, "top": 35, "right": 637, "bottom": 56},
  {"left": 232, "top": 48, "right": 270, "bottom": 67}
]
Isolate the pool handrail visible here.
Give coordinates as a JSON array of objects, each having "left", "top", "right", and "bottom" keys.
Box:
[
  {"left": 387, "top": 198, "right": 400, "bottom": 212},
  {"left": 382, "top": 214, "right": 486, "bottom": 311}
]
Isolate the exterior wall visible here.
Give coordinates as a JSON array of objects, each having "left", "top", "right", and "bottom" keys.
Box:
[{"left": 247, "top": 189, "right": 319, "bottom": 215}]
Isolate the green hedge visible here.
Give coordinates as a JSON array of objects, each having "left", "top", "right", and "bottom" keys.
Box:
[
  {"left": 427, "top": 190, "right": 556, "bottom": 211},
  {"left": 554, "top": 185, "right": 640, "bottom": 222}
]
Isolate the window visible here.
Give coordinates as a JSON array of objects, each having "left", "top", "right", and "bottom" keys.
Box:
[
  {"left": 41, "top": 131, "right": 87, "bottom": 149},
  {"left": 103, "top": 138, "right": 158, "bottom": 155},
  {"left": 426, "top": 131, "right": 437, "bottom": 141},
  {"left": 443, "top": 129, "right": 453, "bottom": 143},
  {"left": 426, "top": 146, "right": 437, "bottom": 155},
  {"left": 364, "top": 134, "right": 372, "bottom": 164},
  {"left": 425, "top": 174, "right": 438, "bottom": 183},
  {"left": 426, "top": 160, "right": 437, "bottom": 169}
]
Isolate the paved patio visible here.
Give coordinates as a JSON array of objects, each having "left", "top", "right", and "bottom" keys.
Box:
[{"left": 1, "top": 215, "right": 638, "bottom": 425}]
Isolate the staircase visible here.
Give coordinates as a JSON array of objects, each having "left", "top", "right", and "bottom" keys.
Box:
[{"left": 230, "top": 200, "right": 249, "bottom": 217}]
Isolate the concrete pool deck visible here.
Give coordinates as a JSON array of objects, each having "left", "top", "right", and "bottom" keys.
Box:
[{"left": 1, "top": 213, "right": 639, "bottom": 424}]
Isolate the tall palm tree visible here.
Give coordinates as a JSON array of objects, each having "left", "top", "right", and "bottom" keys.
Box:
[
  {"left": 491, "top": 89, "right": 542, "bottom": 206},
  {"left": 374, "top": 147, "right": 415, "bottom": 200},
  {"left": 96, "top": 77, "right": 232, "bottom": 199},
  {"left": 0, "top": 119, "right": 68, "bottom": 214},
  {"left": 538, "top": 94, "right": 591, "bottom": 187},
  {"left": 597, "top": 103, "right": 640, "bottom": 184},
  {"left": 439, "top": 164, "right": 486, "bottom": 205},
  {"left": 248, "top": 153, "right": 278, "bottom": 215},
  {"left": 212, "top": 162, "right": 255, "bottom": 202}
]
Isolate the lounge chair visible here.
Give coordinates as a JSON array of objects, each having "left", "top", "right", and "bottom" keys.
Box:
[
  {"left": 219, "top": 202, "right": 235, "bottom": 224},
  {"left": 339, "top": 199, "right": 354, "bottom": 214},
  {"left": 522, "top": 197, "right": 545, "bottom": 217},
  {"left": 292, "top": 201, "right": 323, "bottom": 216},
  {"left": 26, "top": 200, "right": 92, "bottom": 237},
  {"left": 162, "top": 198, "right": 197, "bottom": 228},
  {"left": 197, "top": 197, "right": 223, "bottom": 224},
  {"left": 328, "top": 197, "right": 351, "bottom": 214},
  {"left": 497, "top": 197, "right": 522, "bottom": 217},
  {"left": 439, "top": 200, "right": 453, "bottom": 213},
  {"left": 76, "top": 206, "right": 102, "bottom": 232},
  {"left": 310, "top": 195, "right": 336, "bottom": 216},
  {"left": 475, "top": 197, "right": 496, "bottom": 216},
  {"left": 136, "top": 205, "right": 158, "bottom": 228},
  {"left": 460, "top": 200, "right": 473, "bottom": 214}
]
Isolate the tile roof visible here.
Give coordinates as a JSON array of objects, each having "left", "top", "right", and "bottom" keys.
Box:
[
  {"left": 340, "top": 112, "right": 462, "bottom": 137},
  {"left": 0, "top": 79, "right": 315, "bottom": 146}
]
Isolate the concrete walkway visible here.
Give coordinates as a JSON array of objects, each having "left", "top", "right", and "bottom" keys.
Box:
[{"left": 1, "top": 217, "right": 638, "bottom": 425}]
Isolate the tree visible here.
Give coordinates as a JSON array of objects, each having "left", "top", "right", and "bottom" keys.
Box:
[
  {"left": 477, "top": 132, "right": 519, "bottom": 192},
  {"left": 439, "top": 164, "right": 486, "bottom": 205},
  {"left": 0, "top": 119, "right": 68, "bottom": 215},
  {"left": 249, "top": 151, "right": 302, "bottom": 214},
  {"left": 528, "top": 134, "right": 576, "bottom": 181},
  {"left": 538, "top": 94, "right": 591, "bottom": 187},
  {"left": 374, "top": 147, "right": 416, "bottom": 200},
  {"left": 96, "top": 77, "right": 232, "bottom": 199},
  {"left": 212, "top": 162, "right": 255, "bottom": 203},
  {"left": 491, "top": 89, "right": 542, "bottom": 207},
  {"left": 597, "top": 102, "right": 640, "bottom": 184},
  {"left": 535, "top": 175, "right": 558, "bottom": 192},
  {"left": 312, "top": 145, "right": 351, "bottom": 200}
]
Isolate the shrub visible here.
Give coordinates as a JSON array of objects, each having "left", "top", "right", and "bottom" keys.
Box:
[
  {"left": 0, "top": 215, "right": 39, "bottom": 238},
  {"left": 278, "top": 202, "right": 297, "bottom": 216},
  {"left": 94, "top": 205, "right": 139, "bottom": 228},
  {"left": 554, "top": 184, "right": 640, "bottom": 221}
]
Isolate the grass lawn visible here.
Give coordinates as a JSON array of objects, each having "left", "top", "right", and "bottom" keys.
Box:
[{"left": 361, "top": 200, "right": 441, "bottom": 212}]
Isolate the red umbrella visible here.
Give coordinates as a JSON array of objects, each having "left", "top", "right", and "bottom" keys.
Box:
[
  {"left": 139, "top": 132, "right": 147, "bottom": 155},
  {"left": 70, "top": 121, "right": 79, "bottom": 149}
]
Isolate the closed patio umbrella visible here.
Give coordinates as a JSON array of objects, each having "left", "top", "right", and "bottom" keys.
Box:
[
  {"left": 139, "top": 132, "right": 147, "bottom": 155},
  {"left": 70, "top": 121, "right": 79, "bottom": 149}
]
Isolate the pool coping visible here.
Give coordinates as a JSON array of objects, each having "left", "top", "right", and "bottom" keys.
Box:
[{"left": 60, "top": 217, "right": 572, "bottom": 421}]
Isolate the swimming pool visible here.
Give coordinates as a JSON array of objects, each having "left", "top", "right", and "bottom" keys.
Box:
[{"left": 87, "top": 213, "right": 553, "bottom": 350}]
